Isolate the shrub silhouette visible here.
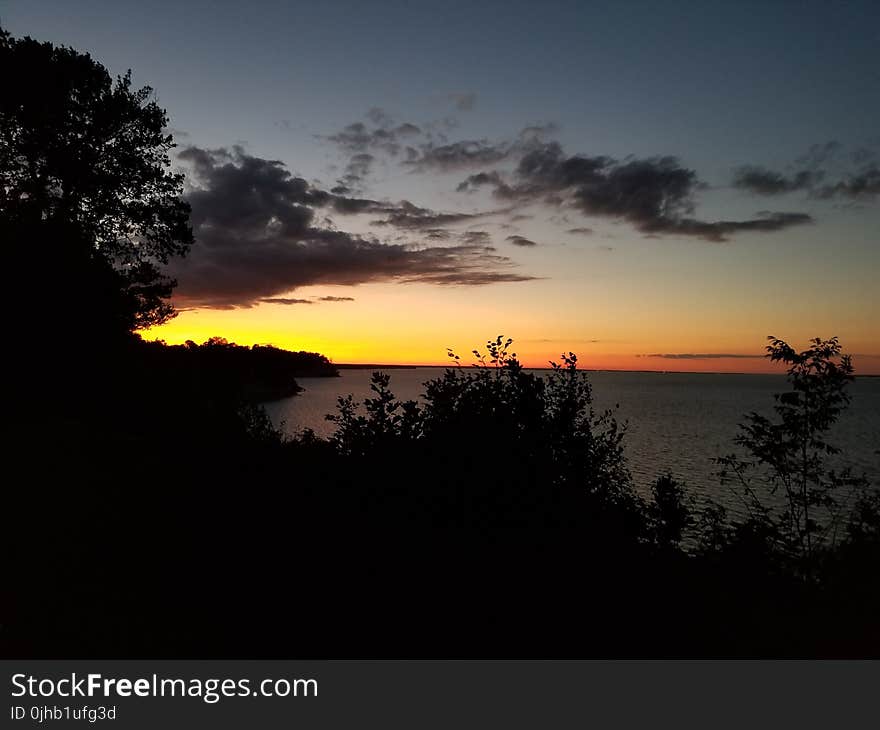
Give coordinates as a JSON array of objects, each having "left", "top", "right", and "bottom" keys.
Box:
[
  {"left": 5, "top": 331, "right": 879, "bottom": 658},
  {"left": 649, "top": 473, "right": 692, "bottom": 549},
  {"left": 326, "top": 336, "right": 649, "bottom": 537},
  {"left": 715, "top": 336, "right": 872, "bottom": 580}
]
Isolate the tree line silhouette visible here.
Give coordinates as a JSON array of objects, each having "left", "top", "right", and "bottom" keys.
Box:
[{"left": 2, "top": 27, "right": 877, "bottom": 658}]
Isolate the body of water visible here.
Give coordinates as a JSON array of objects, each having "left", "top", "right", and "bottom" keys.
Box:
[{"left": 263, "top": 368, "right": 880, "bottom": 510}]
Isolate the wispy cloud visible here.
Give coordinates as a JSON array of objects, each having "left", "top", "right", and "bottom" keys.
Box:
[
  {"left": 733, "top": 141, "right": 880, "bottom": 201},
  {"left": 640, "top": 353, "right": 764, "bottom": 360},
  {"left": 506, "top": 235, "right": 539, "bottom": 247},
  {"left": 448, "top": 92, "right": 476, "bottom": 111},
  {"left": 260, "top": 298, "right": 314, "bottom": 305}
]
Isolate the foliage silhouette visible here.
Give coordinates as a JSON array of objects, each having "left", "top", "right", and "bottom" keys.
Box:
[
  {"left": 715, "top": 336, "right": 871, "bottom": 579},
  {"left": 327, "top": 337, "right": 648, "bottom": 536},
  {"left": 5, "top": 332, "right": 879, "bottom": 659},
  {"left": 649, "top": 474, "right": 693, "bottom": 549},
  {"left": 1, "top": 27, "right": 192, "bottom": 337}
]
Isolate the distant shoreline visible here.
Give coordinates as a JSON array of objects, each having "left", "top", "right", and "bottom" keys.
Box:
[
  {"left": 334, "top": 363, "right": 419, "bottom": 370},
  {"left": 331, "top": 364, "right": 880, "bottom": 377},
  {"left": 332, "top": 364, "right": 767, "bottom": 375}
]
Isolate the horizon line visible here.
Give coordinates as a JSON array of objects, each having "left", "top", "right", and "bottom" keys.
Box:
[{"left": 331, "top": 363, "right": 880, "bottom": 377}]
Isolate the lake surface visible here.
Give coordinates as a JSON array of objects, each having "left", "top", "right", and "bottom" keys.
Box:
[{"left": 263, "top": 368, "right": 880, "bottom": 511}]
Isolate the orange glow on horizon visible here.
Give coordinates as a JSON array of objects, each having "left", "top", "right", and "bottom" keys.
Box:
[
  {"left": 142, "top": 278, "right": 880, "bottom": 376},
  {"left": 144, "top": 300, "right": 880, "bottom": 376}
]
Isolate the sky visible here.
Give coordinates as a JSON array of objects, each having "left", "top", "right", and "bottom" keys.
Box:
[{"left": 4, "top": 0, "right": 879, "bottom": 372}]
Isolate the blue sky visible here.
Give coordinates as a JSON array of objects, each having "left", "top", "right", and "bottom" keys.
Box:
[{"left": 7, "top": 1, "right": 878, "bottom": 162}]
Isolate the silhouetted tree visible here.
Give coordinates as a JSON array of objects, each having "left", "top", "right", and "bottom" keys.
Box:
[
  {"left": 1, "top": 27, "right": 192, "bottom": 335},
  {"left": 649, "top": 473, "right": 692, "bottom": 548},
  {"left": 716, "top": 336, "right": 870, "bottom": 578}
]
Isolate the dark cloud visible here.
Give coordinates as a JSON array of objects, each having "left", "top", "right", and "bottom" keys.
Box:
[
  {"left": 326, "top": 195, "right": 389, "bottom": 215},
  {"left": 456, "top": 170, "right": 507, "bottom": 192},
  {"left": 324, "top": 114, "right": 422, "bottom": 155},
  {"left": 423, "top": 228, "right": 453, "bottom": 240},
  {"left": 323, "top": 114, "right": 423, "bottom": 190},
  {"left": 642, "top": 353, "right": 763, "bottom": 360},
  {"left": 506, "top": 235, "right": 538, "bottom": 247},
  {"left": 324, "top": 114, "right": 558, "bottom": 185},
  {"left": 734, "top": 142, "right": 880, "bottom": 201},
  {"left": 395, "top": 123, "right": 421, "bottom": 136},
  {"left": 324, "top": 120, "right": 420, "bottom": 156},
  {"left": 743, "top": 166, "right": 880, "bottom": 201},
  {"left": 519, "top": 123, "right": 559, "bottom": 138},
  {"left": 851, "top": 146, "right": 879, "bottom": 166},
  {"left": 449, "top": 92, "right": 476, "bottom": 111},
  {"left": 459, "top": 142, "right": 812, "bottom": 241},
  {"left": 566, "top": 227, "right": 594, "bottom": 235},
  {"left": 170, "top": 146, "right": 536, "bottom": 308},
  {"left": 179, "top": 152, "right": 470, "bottom": 228},
  {"left": 334, "top": 152, "right": 376, "bottom": 193},
  {"left": 366, "top": 107, "right": 393, "bottom": 127},
  {"left": 732, "top": 167, "right": 818, "bottom": 195},
  {"left": 406, "top": 140, "right": 511, "bottom": 173},
  {"left": 347, "top": 152, "right": 375, "bottom": 174},
  {"left": 404, "top": 268, "right": 536, "bottom": 286},
  {"left": 371, "top": 200, "right": 499, "bottom": 229},
  {"left": 813, "top": 166, "right": 880, "bottom": 200},
  {"left": 460, "top": 230, "right": 492, "bottom": 245},
  {"left": 260, "top": 295, "right": 355, "bottom": 304},
  {"left": 794, "top": 140, "right": 842, "bottom": 169},
  {"left": 649, "top": 212, "right": 812, "bottom": 240},
  {"left": 407, "top": 124, "right": 557, "bottom": 174}
]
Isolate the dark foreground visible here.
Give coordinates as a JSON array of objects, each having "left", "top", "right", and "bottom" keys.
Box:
[{"left": 4, "top": 337, "right": 878, "bottom": 658}]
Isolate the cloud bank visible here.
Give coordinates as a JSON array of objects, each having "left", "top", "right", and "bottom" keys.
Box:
[
  {"left": 457, "top": 142, "right": 812, "bottom": 242},
  {"left": 733, "top": 142, "right": 880, "bottom": 201},
  {"left": 169, "top": 146, "right": 536, "bottom": 308}
]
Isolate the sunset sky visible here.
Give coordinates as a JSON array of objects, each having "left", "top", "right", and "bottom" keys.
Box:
[{"left": 6, "top": 0, "right": 879, "bottom": 372}]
